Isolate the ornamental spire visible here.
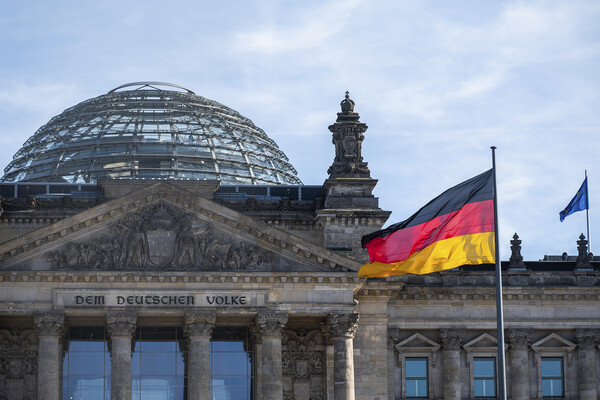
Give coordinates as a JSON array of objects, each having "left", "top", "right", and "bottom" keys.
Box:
[{"left": 327, "top": 91, "right": 370, "bottom": 177}]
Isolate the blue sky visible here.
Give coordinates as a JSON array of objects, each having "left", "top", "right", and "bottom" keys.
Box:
[{"left": 1, "top": 0, "right": 599, "bottom": 260}]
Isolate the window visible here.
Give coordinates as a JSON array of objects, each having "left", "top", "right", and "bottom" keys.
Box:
[
  {"left": 473, "top": 357, "right": 496, "bottom": 398},
  {"left": 211, "top": 327, "right": 253, "bottom": 400},
  {"left": 62, "top": 326, "right": 110, "bottom": 400},
  {"left": 541, "top": 358, "right": 563, "bottom": 397},
  {"left": 405, "top": 358, "right": 428, "bottom": 398},
  {"left": 132, "top": 327, "right": 187, "bottom": 400}
]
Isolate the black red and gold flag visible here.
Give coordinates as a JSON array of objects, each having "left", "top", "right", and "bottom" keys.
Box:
[{"left": 359, "top": 170, "right": 495, "bottom": 277}]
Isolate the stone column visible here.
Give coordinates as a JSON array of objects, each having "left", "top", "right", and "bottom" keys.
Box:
[
  {"left": 387, "top": 328, "right": 400, "bottom": 400},
  {"left": 440, "top": 328, "right": 465, "bottom": 400},
  {"left": 255, "top": 311, "right": 288, "bottom": 400},
  {"left": 575, "top": 329, "right": 600, "bottom": 400},
  {"left": 184, "top": 312, "right": 216, "bottom": 400},
  {"left": 106, "top": 312, "right": 137, "bottom": 400},
  {"left": 326, "top": 313, "right": 359, "bottom": 400},
  {"left": 34, "top": 312, "right": 65, "bottom": 400},
  {"left": 507, "top": 328, "right": 533, "bottom": 400}
]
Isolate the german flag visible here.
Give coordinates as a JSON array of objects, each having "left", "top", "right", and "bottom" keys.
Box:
[{"left": 359, "top": 170, "right": 495, "bottom": 277}]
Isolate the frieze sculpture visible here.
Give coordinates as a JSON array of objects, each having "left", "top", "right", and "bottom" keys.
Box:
[
  {"left": 46, "top": 202, "right": 273, "bottom": 271},
  {"left": 282, "top": 329, "right": 325, "bottom": 400},
  {"left": 0, "top": 329, "right": 38, "bottom": 400}
]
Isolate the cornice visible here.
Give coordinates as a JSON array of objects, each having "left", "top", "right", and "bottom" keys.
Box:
[{"left": 0, "top": 270, "right": 361, "bottom": 286}]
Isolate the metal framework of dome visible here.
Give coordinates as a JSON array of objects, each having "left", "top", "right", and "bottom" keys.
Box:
[{"left": 1, "top": 82, "right": 302, "bottom": 185}]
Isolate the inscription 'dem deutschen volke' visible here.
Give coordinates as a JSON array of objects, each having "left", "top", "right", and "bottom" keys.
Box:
[{"left": 54, "top": 290, "right": 265, "bottom": 308}]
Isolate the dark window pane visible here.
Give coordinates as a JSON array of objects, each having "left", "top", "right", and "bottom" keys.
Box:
[
  {"left": 474, "top": 358, "right": 495, "bottom": 377},
  {"left": 68, "top": 352, "right": 105, "bottom": 376},
  {"left": 406, "top": 379, "right": 428, "bottom": 397},
  {"left": 211, "top": 341, "right": 246, "bottom": 352},
  {"left": 211, "top": 352, "right": 249, "bottom": 376},
  {"left": 406, "top": 358, "right": 427, "bottom": 378},
  {"left": 68, "top": 341, "right": 105, "bottom": 352},
  {"left": 140, "top": 352, "right": 177, "bottom": 376},
  {"left": 541, "top": 358, "right": 562, "bottom": 377},
  {"left": 141, "top": 341, "right": 177, "bottom": 352}
]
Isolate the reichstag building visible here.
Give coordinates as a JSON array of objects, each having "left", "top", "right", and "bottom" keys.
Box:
[{"left": 0, "top": 82, "right": 598, "bottom": 400}]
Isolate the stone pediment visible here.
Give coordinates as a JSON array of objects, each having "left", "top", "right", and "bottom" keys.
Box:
[
  {"left": 0, "top": 182, "right": 361, "bottom": 273},
  {"left": 463, "top": 333, "right": 498, "bottom": 349},
  {"left": 395, "top": 333, "right": 441, "bottom": 351},
  {"left": 531, "top": 333, "right": 576, "bottom": 351}
]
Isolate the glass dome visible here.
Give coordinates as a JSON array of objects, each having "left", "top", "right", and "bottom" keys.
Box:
[{"left": 1, "top": 82, "right": 302, "bottom": 185}]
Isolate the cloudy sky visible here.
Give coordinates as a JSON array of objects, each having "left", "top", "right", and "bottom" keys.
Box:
[{"left": 0, "top": 0, "right": 599, "bottom": 260}]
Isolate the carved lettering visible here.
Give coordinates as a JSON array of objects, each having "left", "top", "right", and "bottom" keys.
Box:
[{"left": 59, "top": 292, "right": 247, "bottom": 307}]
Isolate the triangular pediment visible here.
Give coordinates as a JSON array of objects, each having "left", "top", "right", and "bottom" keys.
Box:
[
  {"left": 463, "top": 333, "right": 508, "bottom": 352},
  {"left": 0, "top": 182, "right": 361, "bottom": 273},
  {"left": 531, "top": 333, "right": 576, "bottom": 351},
  {"left": 395, "top": 333, "right": 441, "bottom": 351}
]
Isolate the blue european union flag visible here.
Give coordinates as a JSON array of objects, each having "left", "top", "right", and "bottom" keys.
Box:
[{"left": 559, "top": 177, "right": 589, "bottom": 222}]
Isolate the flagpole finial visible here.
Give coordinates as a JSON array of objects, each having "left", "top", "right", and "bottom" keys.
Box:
[{"left": 491, "top": 146, "right": 497, "bottom": 150}]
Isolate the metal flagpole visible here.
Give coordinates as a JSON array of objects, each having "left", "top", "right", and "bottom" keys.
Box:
[
  {"left": 586, "top": 170, "right": 591, "bottom": 254},
  {"left": 491, "top": 146, "right": 507, "bottom": 400}
]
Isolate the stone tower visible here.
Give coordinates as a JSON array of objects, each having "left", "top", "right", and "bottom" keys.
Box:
[{"left": 317, "top": 92, "right": 391, "bottom": 263}]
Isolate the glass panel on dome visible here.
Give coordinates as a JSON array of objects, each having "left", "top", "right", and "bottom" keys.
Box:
[
  {"left": 218, "top": 162, "right": 248, "bottom": 175},
  {"left": 142, "top": 133, "right": 160, "bottom": 141},
  {"left": 177, "top": 171, "right": 217, "bottom": 180},
  {"left": 137, "top": 144, "right": 172, "bottom": 154},
  {"left": 213, "top": 148, "right": 245, "bottom": 162},
  {"left": 176, "top": 146, "right": 212, "bottom": 157}
]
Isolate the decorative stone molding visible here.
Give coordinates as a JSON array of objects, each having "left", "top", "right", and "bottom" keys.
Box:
[
  {"left": 255, "top": 312, "right": 288, "bottom": 337},
  {"left": 33, "top": 312, "right": 65, "bottom": 337},
  {"left": 46, "top": 203, "right": 273, "bottom": 271},
  {"left": 0, "top": 328, "right": 38, "bottom": 400},
  {"left": 327, "top": 92, "right": 370, "bottom": 177},
  {"left": 395, "top": 333, "right": 441, "bottom": 399},
  {"left": 576, "top": 234, "right": 593, "bottom": 270},
  {"left": 184, "top": 312, "right": 216, "bottom": 338},
  {"left": 282, "top": 328, "right": 325, "bottom": 400},
  {"left": 106, "top": 312, "right": 137, "bottom": 337},
  {"left": 507, "top": 328, "right": 534, "bottom": 349},
  {"left": 0, "top": 271, "right": 361, "bottom": 285},
  {"left": 439, "top": 328, "right": 465, "bottom": 350},
  {"left": 325, "top": 313, "right": 359, "bottom": 338},
  {"left": 388, "top": 327, "right": 401, "bottom": 349},
  {"left": 575, "top": 328, "right": 600, "bottom": 349},
  {"left": 509, "top": 233, "right": 526, "bottom": 269}
]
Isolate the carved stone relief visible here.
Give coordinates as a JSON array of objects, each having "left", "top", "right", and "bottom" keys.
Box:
[
  {"left": 46, "top": 202, "right": 273, "bottom": 271},
  {"left": 0, "top": 329, "right": 38, "bottom": 400},
  {"left": 282, "top": 329, "right": 325, "bottom": 400}
]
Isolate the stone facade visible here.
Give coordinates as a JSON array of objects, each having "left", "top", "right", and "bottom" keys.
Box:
[{"left": 1, "top": 94, "right": 599, "bottom": 400}]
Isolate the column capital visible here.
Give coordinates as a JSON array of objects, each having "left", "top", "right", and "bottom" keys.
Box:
[
  {"left": 507, "top": 328, "right": 534, "bottom": 349},
  {"left": 325, "top": 313, "right": 359, "bottom": 339},
  {"left": 33, "top": 312, "right": 65, "bottom": 337},
  {"left": 575, "top": 328, "right": 600, "bottom": 349},
  {"left": 255, "top": 311, "right": 288, "bottom": 338},
  {"left": 106, "top": 312, "right": 137, "bottom": 338},
  {"left": 440, "top": 328, "right": 465, "bottom": 350},
  {"left": 184, "top": 312, "right": 216, "bottom": 338}
]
